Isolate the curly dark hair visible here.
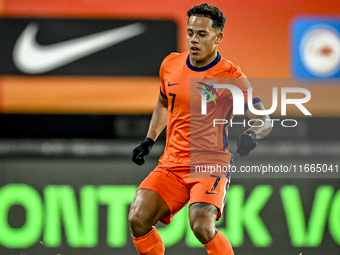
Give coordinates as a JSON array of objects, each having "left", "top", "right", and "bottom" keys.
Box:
[{"left": 187, "top": 3, "right": 226, "bottom": 31}]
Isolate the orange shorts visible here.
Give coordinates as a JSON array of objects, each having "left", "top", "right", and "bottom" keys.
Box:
[{"left": 138, "top": 165, "right": 231, "bottom": 225}]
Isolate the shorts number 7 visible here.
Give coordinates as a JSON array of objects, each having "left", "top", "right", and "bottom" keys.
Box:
[{"left": 210, "top": 174, "right": 220, "bottom": 191}]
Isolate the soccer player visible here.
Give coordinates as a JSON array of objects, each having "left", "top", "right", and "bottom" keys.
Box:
[{"left": 129, "top": 3, "right": 272, "bottom": 255}]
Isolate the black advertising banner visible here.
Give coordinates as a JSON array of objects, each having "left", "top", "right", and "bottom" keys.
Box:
[{"left": 0, "top": 18, "right": 177, "bottom": 76}]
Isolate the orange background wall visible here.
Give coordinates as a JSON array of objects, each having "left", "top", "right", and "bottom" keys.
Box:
[{"left": 0, "top": 0, "right": 339, "bottom": 116}]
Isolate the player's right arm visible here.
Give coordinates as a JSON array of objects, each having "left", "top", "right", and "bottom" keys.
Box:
[
  {"left": 132, "top": 94, "right": 168, "bottom": 165},
  {"left": 146, "top": 94, "right": 168, "bottom": 141},
  {"left": 132, "top": 53, "right": 177, "bottom": 165}
]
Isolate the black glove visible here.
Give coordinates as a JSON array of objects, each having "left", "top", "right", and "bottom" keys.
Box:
[
  {"left": 132, "top": 137, "right": 155, "bottom": 166},
  {"left": 236, "top": 131, "right": 257, "bottom": 157}
]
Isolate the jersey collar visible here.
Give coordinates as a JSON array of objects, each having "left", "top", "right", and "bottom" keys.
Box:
[{"left": 186, "top": 52, "right": 221, "bottom": 72}]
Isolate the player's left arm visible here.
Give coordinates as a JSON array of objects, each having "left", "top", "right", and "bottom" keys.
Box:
[
  {"left": 236, "top": 101, "right": 272, "bottom": 157},
  {"left": 245, "top": 101, "right": 272, "bottom": 139}
]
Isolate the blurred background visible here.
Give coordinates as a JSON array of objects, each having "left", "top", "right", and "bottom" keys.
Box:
[{"left": 0, "top": 0, "right": 339, "bottom": 254}]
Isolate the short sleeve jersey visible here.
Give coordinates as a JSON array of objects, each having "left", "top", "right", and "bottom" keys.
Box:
[{"left": 159, "top": 51, "right": 261, "bottom": 169}]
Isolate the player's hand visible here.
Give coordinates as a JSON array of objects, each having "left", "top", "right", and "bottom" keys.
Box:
[
  {"left": 132, "top": 137, "right": 155, "bottom": 166},
  {"left": 236, "top": 131, "right": 257, "bottom": 157}
]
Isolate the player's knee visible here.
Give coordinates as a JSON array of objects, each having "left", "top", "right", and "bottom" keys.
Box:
[
  {"left": 128, "top": 209, "right": 143, "bottom": 229},
  {"left": 189, "top": 205, "right": 217, "bottom": 243},
  {"left": 128, "top": 207, "right": 152, "bottom": 232},
  {"left": 190, "top": 220, "right": 216, "bottom": 243}
]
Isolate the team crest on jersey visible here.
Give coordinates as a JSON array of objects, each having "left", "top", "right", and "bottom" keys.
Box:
[
  {"left": 201, "top": 82, "right": 218, "bottom": 102},
  {"left": 197, "top": 82, "right": 222, "bottom": 106}
]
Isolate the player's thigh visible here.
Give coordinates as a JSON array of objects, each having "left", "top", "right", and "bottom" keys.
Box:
[
  {"left": 136, "top": 166, "right": 190, "bottom": 224},
  {"left": 129, "top": 188, "right": 170, "bottom": 226}
]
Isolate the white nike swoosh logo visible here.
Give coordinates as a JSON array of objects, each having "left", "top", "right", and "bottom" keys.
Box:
[{"left": 13, "top": 22, "right": 146, "bottom": 74}]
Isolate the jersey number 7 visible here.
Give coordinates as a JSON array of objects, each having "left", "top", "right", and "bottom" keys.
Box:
[{"left": 169, "top": 93, "right": 176, "bottom": 113}]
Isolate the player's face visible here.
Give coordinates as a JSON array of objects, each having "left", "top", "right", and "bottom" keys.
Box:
[{"left": 187, "top": 16, "right": 223, "bottom": 67}]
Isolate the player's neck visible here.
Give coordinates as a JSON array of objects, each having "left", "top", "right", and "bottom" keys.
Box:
[{"left": 189, "top": 51, "right": 218, "bottom": 68}]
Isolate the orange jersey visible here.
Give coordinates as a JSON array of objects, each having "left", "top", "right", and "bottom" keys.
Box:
[{"left": 159, "top": 51, "right": 260, "bottom": 168}]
